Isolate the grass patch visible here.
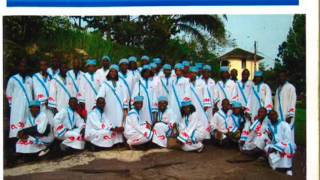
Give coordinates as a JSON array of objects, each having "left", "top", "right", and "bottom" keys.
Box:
[{"left": 295, "top": 108, "right": 306, "bottom": 146}]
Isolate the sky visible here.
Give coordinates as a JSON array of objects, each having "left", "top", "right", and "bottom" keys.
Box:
[{"left": 221, "top": 15, "right": 294, "bottom": 69}]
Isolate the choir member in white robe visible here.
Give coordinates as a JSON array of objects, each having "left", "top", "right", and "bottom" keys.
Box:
[
  {"left": 177, "top": 98, "right": 206, "bottom": 152},
  {"left": 214, "top": 66, "right": 238, "bottom": 109},
  {"left": 155, "top": 64, "right": 174, "bottom": 99},
  {"left": 169, "top": 63, "right": 191, "bottom": 121},
  {"left": 152, "top": 96, "right": 177, "bottom": 148},
  {"left": 241, "top": 107, "right": 270, "bottom": 157},
  {"left": 230, "top": 68, "right": 238, "bottom": 82},
  {"left": 264, "top": 110, "right": 295, "bottom": 176},
  {"left": 47, "top": 57, "right": 60, "bottom": 77},
  {"left": 48, "top": 63, "right": 76, "bottom": 112},
  {"left": 138, "top": 55, "right": 150, "bottom": 72},
  {"left": 274, "top": 71, "right": 297, "bottom": 143},
  {"left": 235, "top": 69, "right": 253, "bottom": 108},
  {"left": 124, "top": 96, "right": 153, "bottom": 148},
  {"left": 53, "top": 98, "right": 86, "bottom": 150},
  {"left": 67, "top": 58, "right": 84, "bottom": 100},
  {"left": 6, "top": 59, "right": 33, "bottom": 138},
  {"left": 131, "top": 65, "right": 158, "bottom": 125},
  {"left": 85, "top": 97, "right": 120, "bottom": 149},
  {"left": 244, "top": 71, "right": 273, "bottom": 120},
  {"left": 201, "top": 65, "right": 216, "bottom": 121},
  {"left": 16, "top": 101, "right": 53, "bottom": 156},
  {"left": 182, "top": 60, "right": 191, "bottom": 78},
  {"left": 188, "top": 66, "right": 211, "bottom": 139},
  {"left": 96, "top": 55, "right": 111, "bottom": 83},
  {"left": 128, "top": 56, "right": 141, "bottom": 87},
  {"left": 97, "top": 65, "right": 128, "bottom": 144},
  {"left": 119, "top": 58, "right": 135, "bottom": 100},
  {"left": 78, "top": 59, "right": 101, "bottom": 113},
  {"left": 195, "top": 62, "right": 204, "bottom": 80}
]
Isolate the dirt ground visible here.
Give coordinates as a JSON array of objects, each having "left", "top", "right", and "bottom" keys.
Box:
[{"left": 4, "top": 144, "right": 306, "bottom": 180}]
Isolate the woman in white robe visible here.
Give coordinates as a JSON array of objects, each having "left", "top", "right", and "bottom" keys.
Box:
[
  {"left": 201, "top": 65, "right": 216, "bottom": 121},
  {"left": 53, "top": 98, "right": 86, "bottom": 150},
  {"left": 235, "top": 69, "right": 253, "bottom": 108},
  {"left": 97, "top": 65, "right": 128, "bottom": 144},
  {"left": 124, "top": 96, "right": 153, "bottom": 147}
]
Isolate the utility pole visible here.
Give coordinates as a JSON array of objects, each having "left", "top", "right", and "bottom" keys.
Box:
[{"left": 254, "top": 41, "right": 257, "bottom": 73}]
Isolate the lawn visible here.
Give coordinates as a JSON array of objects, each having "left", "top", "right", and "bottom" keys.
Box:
[{"left": 295, "top": 108, "right": 306, "bottom": 146}]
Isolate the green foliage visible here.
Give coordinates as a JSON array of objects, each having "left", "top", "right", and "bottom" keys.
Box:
[{"left": 295, "top": 108, "right": 306, "bottom": 146}]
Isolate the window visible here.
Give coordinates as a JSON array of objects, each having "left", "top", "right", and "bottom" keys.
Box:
[{"left": 241, "top": 59, "right": 246, "bottom": 69}]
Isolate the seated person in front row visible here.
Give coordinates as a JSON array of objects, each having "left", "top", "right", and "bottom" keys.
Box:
[
  {"left": 240, "top": 107, "right": 270, "bottom": 157},
  {"left": 53, "top": 97, "right": 86, "bottom": 151},
  {"left": 16, "top": 100, "right": 53, "bottom": 157},
  {"left": 152, "top": 96, "right": 177, "bottom": 148},
  {"left": 264, "top": 110, "right": 296, "bottom": 176},
  {"left": 177, "top": 98, "right": 206, "bottom": 152},
  {"left": 210, "top": 99, "right": 241, "bottom": 147},
  {"left": 85, "top": 97, "right": 124, "bottom": 151},
  {"left": 124, "top": 96, "right": 153, "bottom": 150}
]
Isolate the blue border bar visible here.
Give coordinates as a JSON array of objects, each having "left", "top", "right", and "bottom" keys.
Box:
[{"left": 8, "top": 0, "right": 299, "bottom": 7}]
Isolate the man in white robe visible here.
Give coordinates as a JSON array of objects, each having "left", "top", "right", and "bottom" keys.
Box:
[
  {"left": 169, "top": 63, "right": 191, "bottom": 121},
  {"left": 6, "top": 59, "right": 33, "bottom": 139},
  {"left": 48, "top": 63, "right": 76, "bottom": 112},
  {"left": 155, "top": 64, "right": 174, "bottom": 100},
  {"left": 138, "top": 55, "right": 150, "bottom": 72},
  {"left": 235, "top": 69, "right": 253, "bottom": 108},
  {"left": 177, "top": 98, "right": 206, "bottom": 152},
  {"left": 201, "top": 65, "right": 216, "bottom": 120},
  {"left": 97, "top": 65, "right": 128, "bottom": 144},
  {"left": 152, "top": 96, "right": 177, "bottom": 148},
  {"left": 131, "top": 65, "right": 158, "bottom": 125},
  {"left": 124, "top": 96, "right": 153, "bottom": 149},
  {"left": 16, "top": 101, "right": 53, "bottom": 157},
  {"left": 47, "top": 57, "right": 60, "bottom": 77},
  {"left": 119, "top": 58, "right": 135, "bottom": 100},
  {"left": 53, "top": 97, "right": 86, "bottom": 150},
  {"left": 85, "top": 97, "right": 120, "bottom": 150},
  {"left": 78, "top": 59, "right": 101, "bottom": 114},
  {"left": 214, "top": 66, "right": 238, "bottom": 109},
  {"left": 96, "top": 55, "right": 111, "bottom": 83},
  {"left": 245, "top": 71, "right": 273, "bottom": 120},
  {"left": 128, "top": 56, "right": 141, "bottom": 88},
  {"left": 274, "top": 71, "right": 297, "bottom": 143},
  {"left": 264, "top": 110, "right": 296, "bottom": 176}
]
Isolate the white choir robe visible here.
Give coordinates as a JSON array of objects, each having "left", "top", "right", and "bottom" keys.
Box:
[
  {"left": 241, "top": 118, "right": 270, "bottom": 151},
  {"left": 177, "top": 113, "right": 207, "bottom": 151},
  {"left": 67, "top": 69, "right": 84, "bottom": 95},
  {"left": 97, "top": 80, "right": 129, "bottom": 144},
  {"left": 78, "top": 72, "right": 101, "bottom": 112},
  {"left": 48, "top": 75, "right": 77, "bottom": 112},
  {"left": 210, "top": 110, "right": 238, "bottom": 139},
  {"left": 265, "top": 121, "right": 296, "bottom": 169},
  {"left": 47, "top": 67, "right": 59, "bottom": 78},
  {"left": 214, "top": 79, "right": 238, "bottom": 109},
  {"left": 53, "top": 108, "right": 86, "bottom": 150},
  {"left": 202, "top": 78, "right": 216, "bottom": 120},
  {"left": 155, "top": 76, "right": 174, "bottom": 100},
  {"left": 274, "top": 82, "right": 297, "bottom": 143},
  {"left": 169, "top": 77, "right": 191, "bottom": 121},
  {"left": 235, "top": 80, "right": 253, "bottom": 107},
  {"left": 16, "top": 112, "right": 54, "bottom": 153},
  {"left": 131, "top": 79, "right": 158, "bottom": 124},
  {"left": 152, "top": 108, "right": 177, "bottom": 147},
  {"left": 96, "top": 67, "right": 109, "bottom": 83},
  {"left": 85, "top": 108, "right": 115, "bottom": 148},
  {"left": 124, "top": 109, "right": 153, "bottom": 145},
  {"left": 245, "top": 83, "right": 273, "bottom": 119},
  {"left": 119, "top": 71, "right": 135, "bottom": 100},
  {"left": 6, "top": 74, "right": 33, "bottom": 138},
  {"left": 190, "top": 80, "right": 211, "bottom": 139},
  {"left": 129, "top": 69, "right": 141, "bottom": 88}
]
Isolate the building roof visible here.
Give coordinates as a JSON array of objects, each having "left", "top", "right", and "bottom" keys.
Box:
[{"left": 219, "top": 48, "right": 264, "bottom": 61}]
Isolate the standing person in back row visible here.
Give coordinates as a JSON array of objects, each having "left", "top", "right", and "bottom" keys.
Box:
[
  {"left": 235, "top": 69, "right": 253, "bottom": 108},
  {"left": 96, "top": 55, "right": 111, "bottom": 83},
  {"left": 201, "top": 64, "right": 216, "bottom": 120},
  {"left": 274, "top": 70, "right": 297, "bottom": 143}
]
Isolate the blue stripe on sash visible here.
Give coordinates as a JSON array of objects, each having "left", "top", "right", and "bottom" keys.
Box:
[
  {"left": 54, "top": 78, "right": 71, "bottom": 98},
  {"left": 34, "top": 73, "right": 49, "bottom": 97},
  {"left": 237, "top": 81, "right": 248, "bottom": 105},
  {"left": 104, "top": 82, "right": 123, "bottom": 110},
  {"left": 67, "top": 71, "right": 79, "bottom": 92},
  {"left": 217, "top": 82, "right": 228, "bottom": 100},
  {"left": 191, "top": 86, "right": 209, "bottom": 121},
  {"left": 83, "top": 74, "right": 98, "bottom": 95},
  {"left": 172, "top": 85, "right": 181, "bottom": 108},
  {"left": 277, "top": 88, "right": 285, "bottom": 122},
  {"left": 139, "top": 81, "right": 154, "bottom": 123},
  {"left": 12, "top": 76, "right": 31, "bottom": 105},
  {"left": 119, "top": 75, "right": 132, "bottom": 97},
  {"left": 160, "top": 78, "right": 169, "bottom": 94},
  {"left": 252, "top": 85, "right": 262, "bottom": 108}
]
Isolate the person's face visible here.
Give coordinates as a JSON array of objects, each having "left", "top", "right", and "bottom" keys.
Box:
[
  {"left": 73, "top": 59, "right": 81, "bottom": 70},
  {"left": 96, "top": 98, "right": 106, "bottom": 110},
  {"left": 39, "top": 61, "right": 48, "bottom": 73},
  {"left": 242, "top": 70, "right": 250, "bottom": 81},
  {"left": 30, "top": 106, "right": 40, "bottom": 117},
  {"left": 231, "top": 69, "right": 238, "bottom": 78},
  {"left": 18, "top": 60, "right": 27, "bottom": 74},
  {"left": 102, "top": 61, "right": 110, "bottom": 68},
  {"left": 257, "top": 108, "right": 267, "bottom": 120},
  {"left": 109, "top": 69, "right": 118, "bottom": 79},
  {"left": 69, "top": 98, "right": 78, "bottom": 110},
  {"left": 183, "top": 105, "right": 191, "bottom": 115},
  {"left": 134, "top": 101, "right": 143, "bottom": 110},
  {"left": 221, "top": 72, "right": 230, "bottom": 80},
  {"left": 142, "top": 70, "right": 150, "bottom": 79},
  {"left": 52, "top": 58, "right": 60, "bottom": 69},
  {"left": 129, "top": 62, "right": 137, "bottom": 70},
  {"left": 254, "top": 76, "right": 262, "bottom": 84},
  {"left": 60, "top": 64, "right": 69, "bottom": 75},
  {"left": 232, "top": 107, "right": 241, "bottom": 115},
  {"left": 268, "top": 111, "right": 278, "bottom": 124},
  {"left": 120, "top": 63, "right": 128, "bottom": 72},
  {"left": 164, "top": 69, "right": 172, "bottom": 77},
  {"left": 158, "top": 101, "right": 168, "bottom": 112},
  {"left": 222, "top": 99, "right": 230, "bottom": 111},
  {"left": 87, "top": 65, "right": 96, "bottom": 73},
  {"left": 278, "top": 72, "right": 287, "bottom": 85},
  {"left": 175, "top": 69, "right": 182, "bottom": 77},
  {"left": 142, "top": 60, "right": 149, "bottom": 65},
  {"left": 202, "top": 70, "right": 209, "bottom": 79},
  {"left": 189, "top": 72, "right": 197, "bottom": 81}
]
